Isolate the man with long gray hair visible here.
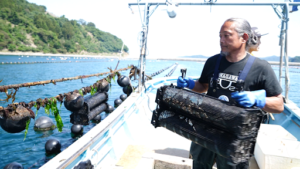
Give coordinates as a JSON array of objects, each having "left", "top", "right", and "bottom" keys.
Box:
[{"left": 177, "top": 18, "right": 283, "bottom": 168}]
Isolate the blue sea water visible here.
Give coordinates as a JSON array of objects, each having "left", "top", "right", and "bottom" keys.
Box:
[{"left": 0, "top": 55, "right": 299, "bottom": 168}]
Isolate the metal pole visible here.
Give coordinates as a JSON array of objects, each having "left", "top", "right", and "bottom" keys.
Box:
[
  {"left": 284, "top": 3, "right": 290, "bottom": 100},
  {"left": 138, "top": 31, "right": 146, "bottom": 93},
  {"left": 279, "top": 19, "right": 285, "bottom": 86},
  {"left": 138, "top": 3, "right": 150, "bottom": 93}
]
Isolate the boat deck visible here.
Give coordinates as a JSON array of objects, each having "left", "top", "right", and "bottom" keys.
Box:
[
  {"left": 41, "top": 77, "right": 299, "bottom": 169},
  {"left": 112, "top": 92, "right": 259, "bottom": 169},
  {"left": 112, "top": 92, "right": 192, "bottom": 168}
]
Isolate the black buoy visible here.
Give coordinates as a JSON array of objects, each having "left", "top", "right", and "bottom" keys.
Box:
[
  {"left": 114, "top": 99, "right": 122, "bottom": 108},
  {"left": 105, "top": 104, "right": 114, "bottom": 113},
  {"left": 92, "top": 114, "right": 101, "bottom": 123},
  {"left": 3, "top": 162, "right": 24, "bottom": 169},
  {"left": 120, "top": 94, "right": 127, "bottom": 101},
  {"left": 117, "top": 75, "right": 130, "bottom": 87},
  {"left": 71, "top": 124, "right": 83, "bottom": 135},
  {"left": 34, "top": 116, "right": 56, "bottom": 131},
  {"left": 123, "top": 85, "right": 132, "bottom": 95},
  {"left": 64, "top": 92, "right": 84, "bottom": 111},
  {"left": 97, "top": 79, "right": 109, "bottom": 93},
  {"left": 74, "top": 160, "right": 94, "bottom": 169},
  {"left": 45, "top": 138, "right": 61, "bottom": 155}
]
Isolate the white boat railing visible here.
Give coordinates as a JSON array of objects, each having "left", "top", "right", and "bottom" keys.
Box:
[{"left": 40, "top": 92, "right": 144, "bottom": 168}]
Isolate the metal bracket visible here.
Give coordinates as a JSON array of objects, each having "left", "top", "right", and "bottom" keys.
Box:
[
  {"left": 272, "top": 4, "right": 289, "bottom": 22},
  {"left": 149, "top": 3, "right": 159, "bottom": 18},
  {"left": 272, "top": 4, "right": 284, "bottom": 20}
]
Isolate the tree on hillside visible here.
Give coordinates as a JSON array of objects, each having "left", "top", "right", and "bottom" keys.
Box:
[
  {"left": 0, "top": 8, "right": 11, "bottom": 20},
  {"left": 62, "top": 22, "right": 75, "bottom": 39},
  {"left": 77, "top": 19, "right": 86, "bottom": 25},
  {"left": 87, "top": 22, "right": 96, "bottom": 27},
  {"left": 0, "top": 0, "right": 129, "bottom": 54},
  {"left": 0, "top": 31, "right": 10, "bottom": 50},
  {"left": 34, "top": 15, "right": 48, "bottom": 30},
  {"left": 123, "top": 45, "right": 129, "bottom": 52}
]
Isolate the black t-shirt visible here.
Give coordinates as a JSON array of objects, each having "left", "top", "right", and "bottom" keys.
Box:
[{"left": 199, "top": 53, "right": 282, "bottom": 102}]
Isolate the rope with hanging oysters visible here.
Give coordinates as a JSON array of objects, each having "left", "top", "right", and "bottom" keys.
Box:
[
  {"left": 0, "top": 65, "right": 134, "bottom": 136},
  {"left": 0, "top": 62, "right": 176, "bottom": 139}
]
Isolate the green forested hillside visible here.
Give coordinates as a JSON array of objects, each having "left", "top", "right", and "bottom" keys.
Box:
[
  {"left": 0, "top": 0, "right": 128, "bottom": 54},
  {"left": 290, "top": 56, "right": 300, "bottom": 62}
]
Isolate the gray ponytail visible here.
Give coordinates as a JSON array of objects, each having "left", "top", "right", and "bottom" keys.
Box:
[{"left": 225, "top": 18, "right": 257, "bottom": 49}]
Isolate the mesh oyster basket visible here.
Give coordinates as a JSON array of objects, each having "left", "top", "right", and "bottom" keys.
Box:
[
  {"left": 152, "top": 110, "right": 256, "bottom": 164},
  {"left": 151, "top": 85, "right": 266, "bottom": 164},
  {"left": 153, "top": 85, "right": 265, "bottom": 138}
]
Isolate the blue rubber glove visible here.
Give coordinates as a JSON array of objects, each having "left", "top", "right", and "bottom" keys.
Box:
[
  {"left": 177, "top": 76, "right": 195, "bottom": 89},
  {"left": 231, "top": 90, "right": 266, "bottom": 108}
]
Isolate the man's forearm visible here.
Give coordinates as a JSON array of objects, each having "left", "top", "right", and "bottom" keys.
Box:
[
  {"left": 262, "top": 94, "right": 284, "bottom": 113},
  {"left": 192, "top": 81, "right": 208, "bottom": 94}
]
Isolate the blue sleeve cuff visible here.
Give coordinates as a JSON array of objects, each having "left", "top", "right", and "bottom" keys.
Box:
[
  {"left": 253, "top": 90, "right": 266, "bottom": 108},
  {"left": 187, "top": 78, "right": 195, "bottom": 89}
]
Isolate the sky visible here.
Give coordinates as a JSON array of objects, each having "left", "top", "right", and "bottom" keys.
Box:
[{"left": 26, "top": 0, "right": 300, "bottom": 58}]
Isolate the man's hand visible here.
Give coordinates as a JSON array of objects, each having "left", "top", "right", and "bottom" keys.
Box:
[
  {"left": 231, "top": 90, "right": 266, "bottom": 108},
  {"left": 177, "top": 76, "right": 195, "bottom": 89}
]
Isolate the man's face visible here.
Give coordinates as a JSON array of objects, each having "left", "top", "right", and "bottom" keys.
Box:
[{"left": 219, "top": 21, "right": 245, "bottom": 55}]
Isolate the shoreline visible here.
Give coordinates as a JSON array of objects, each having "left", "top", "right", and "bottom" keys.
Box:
[
  {"left": 0, "top": 52, "right": 139, "bottom": 59},
  {"left": 1, "top": 52, "right": 300, "bottom": 66}
]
